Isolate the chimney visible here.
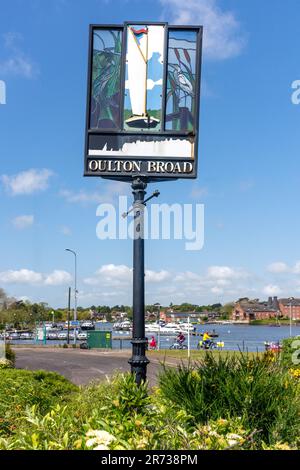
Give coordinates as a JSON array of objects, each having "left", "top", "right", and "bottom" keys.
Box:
[
  {"left": 268, "top": 297, "right": 272, "bottom": 307},
  {"left": 272, "top": 296, "right": 279, "bottom": 310}
]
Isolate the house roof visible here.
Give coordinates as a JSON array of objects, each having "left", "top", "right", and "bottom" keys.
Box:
[
  {"left": 279, "top": 298, "right": 300, "bottom": 307},
  {"left": 237, "top": 299, "right": 278, "bottom": 313}
]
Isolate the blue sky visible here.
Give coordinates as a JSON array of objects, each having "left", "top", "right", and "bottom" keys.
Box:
[{"left": 1, "top": 0, "right": 300, "bottom": 308}]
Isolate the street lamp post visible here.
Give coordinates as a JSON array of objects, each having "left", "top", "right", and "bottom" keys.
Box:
[
  {"left": 65, "top": 249, "right": 77, "bottom": 345},
  {"left": 288, "top": 297, "right": 294, "bottom": 338}
]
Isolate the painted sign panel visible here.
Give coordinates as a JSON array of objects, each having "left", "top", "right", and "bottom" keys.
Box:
[
  {"left": 124, "top": 24, "right": 164, "bottom": 131},
  {"left": 165, "top": 29, "right": 197, "bottom": 132},
  {"left": 90, "top": 28, "right": 123, "bottom": 129},
  {"left": 85, "top": 22, "right": 203, "bottom": 181}
]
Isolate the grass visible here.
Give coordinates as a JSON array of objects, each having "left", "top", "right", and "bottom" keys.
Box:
[
  {"left": 148, "top": 349, "right": 262, "bottom": 360},
  {"left": 158, "top": 352, "right": 300, "bottom": 446}
]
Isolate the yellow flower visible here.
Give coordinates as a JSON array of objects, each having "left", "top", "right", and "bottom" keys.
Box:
[
  {"left": 289, "top": 368, "right": 300, "bottom": 379},
  {"left": 190, "top": 370, "right": 201, "bottom": 381}
]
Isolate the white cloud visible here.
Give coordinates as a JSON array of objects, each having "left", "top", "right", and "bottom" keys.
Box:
[
  {"left": 0, "top": 268, "right": 71, "bottom": 286},
  {"left": 293, "top": 261, "right": 300, "bottom": 274},
  {"left": 1, "top": 169, "right": 53, "bottom": 195},
  {"left": 145, "top": 270, "right": 171, "bottom": 283},
  {"left": 44, "top": 270, "right": 72, "bottom": 286},
  {"left": 159, "top": 0, "right": 246, "bottom": 60},
  {"left": 0, "top": 32, "right": 38, "bottom": 79},
  {"left": 61, "top": 181, "right": 129, "bottom": 205},
  {"left": 0, "top": 269, "right": 43, "bottom": 284},
  {"left": 211, "top": 286, "right": 224, "bottom": 295},
  {"left": 12, "top": 214, "right": 34, "bottom": 230},
  {"left": 207, "top": 265, "right": 248, "bottom": 280},
  {"left": 60, "top": 189, "right": 104, "bottom": 204},
  {"left": 266, "top": 260, "right": 300, "bottom": 274},
  {"left": 84, "top": 264, "right": 132, "bottom": 287},
  {"left": 84, "top": 264, "right": 171, "bottom": 288},
  {"left": 0, "top": 56, "right": 36, "bottom": 78},
  {"left": 262, "top": 284, "right": 282, "bottom": 296},
  {"left": 267, "top": 262, "right": 289, "bottom": 274},
  {"left": 97, "top": 264, "right": 132, "bottom": 281}
]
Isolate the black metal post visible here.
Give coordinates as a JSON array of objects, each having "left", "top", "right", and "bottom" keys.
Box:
[
  {"left": 67, "top": 287, "right": 71, "bottom": 345},
  {"left": 128, "top": 177, "right": 149, "bottom": 385}
]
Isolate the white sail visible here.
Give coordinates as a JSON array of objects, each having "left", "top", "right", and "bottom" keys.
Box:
[{"left": 127, "top": 27, "right": 147, "bottom": 116}]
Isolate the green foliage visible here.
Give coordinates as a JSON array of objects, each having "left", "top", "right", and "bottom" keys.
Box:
[
  {"left": 0, "top": 371, "right": 258, "bottom": 451},
  {"left": 5, "top": 343, "right": 15, "bottom": 366},
  {"left": 159, "top": 353, "right": 300, "bottom": 446},
  {"left": 0, "top": 359, "right": 13, "bottom": 369},
  {"left": 0, "top": 364, "right": 299, "bottom": 450},
  {"left": 0, "top": 369, "right": 77, "bottom": 436},
  {"left": 281, "top": 337, "right": 300, "bottom": 369}
]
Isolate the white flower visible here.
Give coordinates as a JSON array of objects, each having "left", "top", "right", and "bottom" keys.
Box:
[
  {"left": 86, "top": 438, "right": 98, "bottom": 448},
  {"left": 226, "top": 433, "right": 242, "bottom": 447},
  {"left": 85, "top": 430, "right": 116, "bottom": 448}
]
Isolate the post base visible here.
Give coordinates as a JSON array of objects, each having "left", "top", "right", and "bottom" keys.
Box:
[{"left": 128, "top": 337, "right": 149, "bottom": 385}]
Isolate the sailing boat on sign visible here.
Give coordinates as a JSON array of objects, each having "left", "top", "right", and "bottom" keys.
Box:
[{"left": 125, "top": 26, "right": 160, "bottom": 129}]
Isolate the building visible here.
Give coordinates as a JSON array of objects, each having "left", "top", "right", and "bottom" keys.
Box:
[
  {"left": 160, "top": 309, "right": 199, "bottom": 323},
  {"left": 279, "top": 298, "right": 300, "bottom": 320},
  {"left": 145, "top": 311, "right": 158, "bottom": 322},
  {"left": 231, "top": 297, "right": 280, "bottom": 323}
]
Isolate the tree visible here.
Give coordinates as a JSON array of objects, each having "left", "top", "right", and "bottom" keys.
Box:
[{"left": 220, "top": 302, "right": 234, "bottom": 320}]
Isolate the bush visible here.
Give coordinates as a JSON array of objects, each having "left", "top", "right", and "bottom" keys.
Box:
[
  {"left": 0, "top": 373, "right": 257, "bottom": 450},
  {"left": 0, "top": 369, "right": 77, "bottom": 436},
  {"left": 0, "top": 359, "right": 13, "bottom": 369},
  {"left": 0, "top": 366, "right": 299, "bottom": 450},
  {"left": 159, "top": 353, "right": 300, "bottom": 446},
  {"left": 281, "top": 337, "right": 300, "bottom": 369},
  {"left": 5, "top": 344, "right": 15, "bottom": 366}
]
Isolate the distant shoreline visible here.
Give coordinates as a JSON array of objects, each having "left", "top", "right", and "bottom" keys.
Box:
[{"left": 203, "top": 321, "right": 300, "bottom": 327}]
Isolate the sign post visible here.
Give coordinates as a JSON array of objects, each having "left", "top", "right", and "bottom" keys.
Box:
[
  {"left": 84, "top": 21, "right": 203, "bottom": 384},
  {"left": 128, "top": 178, "right": 149, "bottom": 384}
]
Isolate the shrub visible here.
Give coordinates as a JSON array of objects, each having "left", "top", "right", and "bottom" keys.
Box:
[
  {"left": 159, "top": 353, "right": 300, "bottom": 446},
  {"left": 281, "top": 337, "right": 300, "bottom": 369},
  {"left": 5, "top": 344, "right": 15, "bottom": 366},
  {"left": 0, "top": 372, "right": 256, "bottom": 450},
  {"left": 0, "top": 369, "right": 77, "bottom": 436},
  {"left": 0, "top": 367, "right": 299, "bottom": 450},
  {"left": 0, "top": 358, "right": 13, "bottom": 369}
]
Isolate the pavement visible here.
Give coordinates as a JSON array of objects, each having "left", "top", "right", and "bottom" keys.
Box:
[{"left": 14, "top": 347, "right": 181, "bottom": 386}]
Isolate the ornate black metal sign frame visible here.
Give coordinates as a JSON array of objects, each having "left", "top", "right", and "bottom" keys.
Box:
[{"left": 84, "top": 22, "right": 203, "bottom": 181}]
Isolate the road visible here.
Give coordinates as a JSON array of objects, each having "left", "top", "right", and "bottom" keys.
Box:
[{"left": 14, "top": 347, "right": 180, "bottom": 386}]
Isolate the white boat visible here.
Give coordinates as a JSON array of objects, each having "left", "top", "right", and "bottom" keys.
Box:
[
  {"left": 78, "top": 332, "right": 87, "bottom": 340},
  {"left": 147, "top": 323, "right": 180, "bottom": 336},
  {"left": 177, "top": 322, "right": 195, "bottom": 332},
  {"left": 146, "top": 321, "right": 195, "bottom": 336},
  {"left": 81, "top": 321, "right": 95, "bottom": 331},
  {"left": 47, "top": 332, "right": 58, "bottom": 340},
  {"left": 20, "top": 332, "right": 33, "bottom": 340},
  {"left": 113, "top": 320, "right": 132, "bottom": 331},
  {"left": 58, "top": 332, "right": 68, "bottom": 340}
]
